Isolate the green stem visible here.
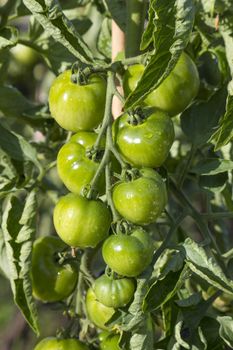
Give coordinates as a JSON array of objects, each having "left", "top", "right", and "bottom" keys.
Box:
[
  {"left": 177, "top": 144, "right": 196, "bottom": 188},
  {"left": 105, "top": 163, "right": 121, "bottom": 222},
  {"left": 152, "top": 212, "right": 187, "bottom": 266},
  {"left": 201, "top": 212, "right": 233, "bottom": 220},
  {"left": 169, "top": 178, "right": 221, "bottom": 254},
  {"left": 125, "top": 0, "right": 148, "bottom": 58}
]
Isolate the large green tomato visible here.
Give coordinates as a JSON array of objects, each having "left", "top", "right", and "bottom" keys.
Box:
[
  {"left": 102, "top": 228, "right": 154, "bottom": 277},
  {"left": 34, "top": 337, "right": 89, "bottom": 350},
  {"left": 86, "top": 288, "right": 115, "bottom": 330},
  {"left": 31, "top": 236, "right": 78, "bottom": 302},
  {"left": 53, "top": 193, "right": 112, "bottom": 248},
  {"left": 49, "top": 70, "right": 106, "bottom": 131},
  {"left": 124, "top": 52, "right": 200, "bottom": 116},
  {"left": 93, "top": 275, "right": 135, "bottom": 308},
  {"left": 99, "top": 332, "right": 121, "bottom": 350},
  {"left": 112, "top": 168, "right": 167, "bottom": 225},
  {"left": 112, "top": 109, "right": 174, "bottom": 168},
  {"left": 57, "top": 131, "right": 105, "bottom": 195}
]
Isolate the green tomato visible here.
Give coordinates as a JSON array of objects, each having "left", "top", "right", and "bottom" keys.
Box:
[
  {"left": 102, "top": 228, "right": 154, "bottom": 277},
  {"left": 31, "top": 236, "right": 78, "bottom": 302},
  {"left": 112, "top": 109, "right": 174, "bottom": 168},
  {"left": 93, "top": 274, "right": 135, "bottom": 308},
  {"left": 11, "top": 44, "right": 39, "bottom": 66},
  {"left": 49, "top": 70, "right": 106, "bottom": 132},
  {"left": 112, "top": 168, "right": 167, "bottom": 225},
  {"left": 34, "top": 337, "right": 89, "bottom": 350},
  {"left": 124, "top": 52, "right": 199, "bottom": 116},
  {"left": 57, "top": 131, "right": 105, "bottom": 195},
  {"left": 86, "top": 288, "right": 115, "bottom": 330},
  {"left": 53, "top": 193, "right": 112, "bottom": 248},
  {"left": 99, "top": 332, "right": 121, "bottom": 350}
]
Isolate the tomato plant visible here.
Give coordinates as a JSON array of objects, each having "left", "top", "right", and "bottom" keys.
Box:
[
  {"left": 123, "top": 52, "right": 200, "bottom": 116},
  {"left": 112, "top": 109, "right": 174, "bottom": 168},
  {"left": 99, "top": 332, "right": 121, "bottom": 350},
  {"left": 85, "top": 288, "right": 115, "bottom": 330},
  {"left": 31, "top": 236, "right": 78, "bottom": 302},
  {"left": 93, "top": 274, "right": 135, "bottom": 308},
  {"left": 34, "top": 337, "right": 89, "bottom": 350},
  {"left": 53, "top": 193, "right": 112, "bottom": 248},
  {"left": 102, "top": 229, "right": 154, "bottom": 277},
  {"left": 112, "top": 168, "right": 167, "bottom": 225},
  {"left": 1, "top": 1, "right": 233, "bottom": 349},
  {"left": 49, "top": 70, "right": 106, "bottom": 132},
  {"left": 57, "top": 131, "right": 105, "bottom": 195}
]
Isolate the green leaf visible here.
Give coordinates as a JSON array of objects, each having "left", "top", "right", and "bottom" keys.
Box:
[
  {"left": 199, "top": 173, "right": 228, "bottom": 193},
  {"left": 140, "top": 2, "right": 156, "bottom": 50},
  {"left": 97, "top": 18, "right": 111, "bottom": 59},
  {"left": 143, "top": 268, "right": 185, "bottom": 312},
  {"left": 0, "top": 85, "right": 47, "bottom": 125},
  {"left": 0, "top": 123, "right": 42, "bottom": 173},
  {"left": 209, "top": 94, "right": 233, "bottom": 150},
  {"left": 182, "top": 238, "right": 233, "bottom": 295},
  {"left": 0, "top": 26, "right": 18, "bottom": 49},
  {"left": 129, "top": 315, "right": 154, "bottom": 350},
  {"left": 105, "top": 0, "right": 126, "bottom": 32},
  {"left": 217, "top": 316, "right": 233, "bottom": 347},
  {"left": 1, "top": 191, "right": 39, "bottom": 334},
  {"left": 23, "top": 0, "right": 93, "bottom": 63},
  {"left": 124, "top": 0, "right": 195, "bottom": 109},
  {"left": 192, "top": 158, "right": 233, "bottom": 175},
  {"left": 180, "top": 87, "right": 227, "bottom": 146}
]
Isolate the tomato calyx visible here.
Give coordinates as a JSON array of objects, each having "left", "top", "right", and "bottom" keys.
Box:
[
  {"left": 121, "top": 167, "right": 141, "bottom": 182},
  {"left": 53, "top": 248, "right": 82, "bottom": 266},
  {"left": 126, "top": 107, "right": 146, "bottom": 125},
  {"left": 112, "top": 219, "right": 132, "bottom": 236},
  {"left": 85, "top": 146, "right": 104, "bottom": 162}
]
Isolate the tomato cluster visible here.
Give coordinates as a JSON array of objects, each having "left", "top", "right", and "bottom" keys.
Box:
[{"left": 33, "top": 53, "right": 199, "bottom": 349}]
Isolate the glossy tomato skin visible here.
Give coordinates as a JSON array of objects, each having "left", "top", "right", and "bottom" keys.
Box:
[
  {"left": 57, "top": 131, "right": 105, "bottom": 195},
  {"left": 31, "top": 236, "right": 78, "bottom": 302},
  {"left": 86, "top": 288, "right": 115, "bottom": 330},
  {"left": 124, "top": 52, "right": 200, "bottom": 116},
  {"left": 53, "top": 193, "right": 112, "bottom": 248},
  {"left": 102, "top": 229, "right": 154, "bottom": 277},
  {"left": 113, "top": 168, "right": 167, "bottom": 225},
  {"left": 93, "top": 275, "right": 135, "bottom": 308},
  {"left": 34, "top": 337, "right": 89, "bottom": 350},
  {"left": 99, "top": 332, "right": 121, "bottom": 350},
  {"left": 112, "top": 110, "right": 174, "bottom": 168},
  {"left": 49, "top": 70, "right": 106, "bottom": 132}
]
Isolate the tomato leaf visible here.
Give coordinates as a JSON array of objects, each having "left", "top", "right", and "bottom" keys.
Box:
[
  {"left": 217, "top": 316, "right": 233, "bottom": 347},
  {"left": 180, "top": 87, "right": 227, "bottom": 146},
  {"left": 0, "top": 26, "right": 18, "bottom": 49},
  {"left": 209, "top": 94, "right": 233, "bottom": 150},
  {"left": 192, "top": 158, "right": 233, "bottom": 175},
  {"left": 22, "top": 0, "right": 93, "bottom": 63},
  {"left": 0, "top": 123, "right": 42, "bottom": 174},
  {"left": 124, "top": 0, "right": 195, "bottom": 109},
  {"left": 129, "top": 315, "right": 154, "bottom": 350},
  {"left": 1, "top": 191, "right": 39, "bottom": 334},
  {"left": 105, "top": 0, "right": 126, "bottom": 32},
  {"left": 182, "top": 238, "right": 233, "bottom": 294}
]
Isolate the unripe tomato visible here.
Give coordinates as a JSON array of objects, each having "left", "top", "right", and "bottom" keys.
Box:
[
  {"left": 57, "top": 131, "right": 105, "bottom": 195},
  {"left": 86, "top": 288, "right": 115, "bottom": 330},
  {"left": 112, "top": 168, "right": 167, "bottom": 225},
  {"left": 99, "top": 332, "right": 121, "bottom": 350},
  {"left": 93, "top": 274, "right": 135, "bottom": 308},
  {"left": 112, "top": 110, "right": 174, "bottom": 168},
  {"left": 31, "top": 236, "right": 78, "bottom": 302},
  {"left": 53, "top": 193, "right": 112, "bottom": 248},
  {"left": 11, "top": 44, "right": 39, "bottom": 67},
  {"left": 102, "top": 228, "right": 154, "bottom": 277},
  {"left": 34, "top": 337, "right": 89, "bottom": 350},
  {"left": 49, "top": 70, "right": 106, "bottom": 131},
  {"left": 124, "top": 52, "right": 199, "bottom": 116}
]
